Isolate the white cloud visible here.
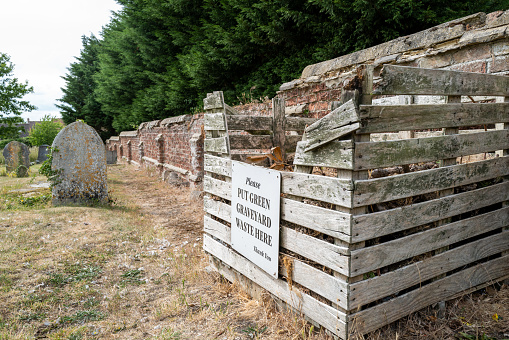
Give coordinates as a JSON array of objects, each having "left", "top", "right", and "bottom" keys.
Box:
[{"left": 0, "top": 0, "right": 122, "bottom": 122}]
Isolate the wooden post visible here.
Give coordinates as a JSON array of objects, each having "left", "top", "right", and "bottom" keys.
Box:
[
  {"left": 272, "top": 97, "right": 286, "bottom": 161},
  {"left": 497, "top": 96, "right": 509, "bottom": 279}
]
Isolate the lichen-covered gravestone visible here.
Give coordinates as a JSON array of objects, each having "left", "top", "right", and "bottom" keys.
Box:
[
  {"left": 2, "top": 141, "right": 30, "bottom": 177},
  {"left": 51, "top": 121, "right": 108, "bottom": 205}
]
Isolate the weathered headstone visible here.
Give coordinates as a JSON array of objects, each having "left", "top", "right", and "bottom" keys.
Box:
[
  {"left": 2, "top": 141, "right": 30, "bottom": 177},
  {"left": 106, "top": 149, "right": 117, "bottom": 164},
  {"left": 37, "top": 144, "right": 50, "bottom": 163},
  {"left": 51, "top": 121, "right": 108, "bottom": 205}
]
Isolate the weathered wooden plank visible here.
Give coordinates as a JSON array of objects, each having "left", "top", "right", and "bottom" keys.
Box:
[
  {"left": 354, "top": 156, "right": 509, "bottom": 206},
  {"left": 286, "top": 117, "right": 318, "bottom": 131},
  {"left": 203, "top": 176, "right": 230, "bottom": 200},
  {"left": 351, "top": 206, "right": 509, "bottom": 275},
  {"left": 203, "top": 235, "right": 347, "bottom": 337},
  {"left": 273, "top": 97, "right": 286, "bottom": 159},
  {"left": 294, "top": 140, "right": 354, "bottom": 169},
  {"left": 374, "top": 65, "right": 509, "bottom": 96},
  {"left": 204, "top": 91, "right": 224, "bottom": 110},
  {"left": 204, "top": 215, "right": 230, "bottom": 241},
  {"left": 229, "top": 135, "right": 273, "bottom": 150},
  {"left": 358, "top": 103, "right": 509, "bottom": 133},
  {"left": 204, "top": 113, "right": 226, "bottom": 131},
  {"left": 204, "top": 216, "right": 350, "bottom": 309},
  {"left": 204, "top": 136, "right": 229, "bottom": 154},
  {"left": 282, "top": 198, "right": 351, "bottom": 241},
  {"left": 281, "top": 172, "right": 353, "bottom": 208},
  {"left": 354, "top": 130, "right": 509, "bottom": 170},
  {"left": 204, "top": 154, "right": 232, "bottom": 177},
  {"left": 224, "top": 103, "right": 239, "bottom": 115},
  {"left": 281, "top": 227, "right": 349, "bottom": 276},
  {"left": 349, "top": 231, "right": 509, "bottom": 307},
  {"left": 203, "top": 196, "right": 230, "bottom": 222},
  {"left": 350, "top": 254, "right": 509, "bottom": 335},
  {"left": 226, "top": 115, "right": 273, "bottom": 131},
  {"left": 352, "top": 181, "right": 509, "bottom": 242},
  {"left": 280, "top": 255, "right": 349, "bottom": 310},
  {"left": 304, "top": 99, "right": 360, "bottom": 152}
]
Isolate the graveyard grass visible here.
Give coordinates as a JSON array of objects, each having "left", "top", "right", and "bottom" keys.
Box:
[{"left": 0, "top": 164, "right": 508, "bottom": 339}]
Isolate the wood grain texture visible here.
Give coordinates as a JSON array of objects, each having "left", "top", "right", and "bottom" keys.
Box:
[
  {"left": 226, "top": 115, "right": 273, "bottom": 131},
  {"left": 352, "top": 181, "right": 509, "bottom": 242},
  {"left": 353, "top": 156, "right": 509, "bottom": 206},
  {"left": 286, "top": 117, "right": 318, "bottom": 131},
  {"left": 294, "top": 140, "right": 354, "bottom": 169},
  {"left": 204, "top": 154, "right": 232, "bottom": 177},
  {"left": 349, "top": 231, "right": 509, "bottom": 307},
  {"left": 204, "top": 112, "right": 226, "bottom": 131},
  {"left": 354, "top": 130, "right": 509, "bottom": 170},
  {"left": 358, "top": 102, "right": 509, "bottom": 133},
  {"left": 204, "top": 136, "right": 229, "bottom": 154},
  {"left": 229, "top": 135, "right": 273, "bottom": 150},
  {"left": 350, "top": 207, "right": 509, "bottom": 275},
  {"left": 349, "top": 254, "right": 509, "bottom": 335},
  {"left": 374, "top": 65, "right": 509, "bottom": 96},
  {"left": 203, "top": 176, "right": 230, "bottom": 200},
  {"left": 203, "top": 235, "right": 348, "bottom": 337},
  {"left": 304, "top": 99, "right": 360, "bottom": 152}
]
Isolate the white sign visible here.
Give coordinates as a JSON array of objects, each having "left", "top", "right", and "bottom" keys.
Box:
[{"left": 231, "top": 161, "right": 281, "bottom": 278}]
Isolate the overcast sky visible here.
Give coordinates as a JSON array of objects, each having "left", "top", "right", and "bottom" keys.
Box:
[{"left": 1, "top": 0, "right": 122, "bottom": 122}]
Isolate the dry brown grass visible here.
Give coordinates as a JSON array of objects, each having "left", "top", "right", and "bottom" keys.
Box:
[{"left": 0, "top": 163, "right": 507, "bottom": 340}]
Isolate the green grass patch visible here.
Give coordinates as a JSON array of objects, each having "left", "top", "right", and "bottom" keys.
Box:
[
  {"left": 46, "top": 264, "right": 102, "bottom": 287},
  {"left": 59, "top": 310, "right": 105, "bottom": 325},
  {"left": 120, "top": 269, "right": 146, "bottom": 286}
]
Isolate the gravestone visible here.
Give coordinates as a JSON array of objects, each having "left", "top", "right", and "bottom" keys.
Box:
[
  {"left": 106, "top": 149, "right": 117, "bottom": 164},
  {"left": 2, "top": 141, "right": 30, "bottom": 177},
  {"left": 51, "top": 121, "right": 108, "bottom": 205},
  {"left": 37, "top": 144, "right": 50, "bottom": 163}
]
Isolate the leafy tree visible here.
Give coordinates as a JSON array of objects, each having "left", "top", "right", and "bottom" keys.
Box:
[
  {"left": 57, "top": 35, "right": 115, "bottom": 140},
  {"left": 0, "top": 53, "right": 36, "bottom": 139},
  {"left": 28, "top": 115, "right": 63, "bottom": 146}
]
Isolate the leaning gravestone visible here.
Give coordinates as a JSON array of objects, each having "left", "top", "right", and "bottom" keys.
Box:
[
  {"left": 2, "top": 141, "right": 30, "bottom": 177},
  {"left": 51, "top": 121, "right": 108, "bottom": 205},
  {"left": 37, "top": 144, "right": 50, "bottom": 163}
]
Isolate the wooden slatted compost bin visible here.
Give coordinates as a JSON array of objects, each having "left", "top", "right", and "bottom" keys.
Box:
[{"left": 202, "top": 65, "right": 509, "bottom": 339}]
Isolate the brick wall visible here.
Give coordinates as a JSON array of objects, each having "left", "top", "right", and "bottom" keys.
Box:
[
  {"left": 106, "top": 10, "right": 508, "bottom": 189},
  {"left": 280, "top": 10, "right": 509, "bottom": 118}
]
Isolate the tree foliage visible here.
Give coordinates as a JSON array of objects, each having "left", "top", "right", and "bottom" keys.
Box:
[
  {"left": 0, "top": 53, "right": 36, "bottom": 139},
  {"left": 58, "top": 0, "right": 507, "bottom": 136},
  {"left": 28, "top": 115, "right": 64, "bottom": 146}
]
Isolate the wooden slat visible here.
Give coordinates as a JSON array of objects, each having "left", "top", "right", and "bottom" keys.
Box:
[
  {"left": 354, "top": 156, "right": 509, "bottom": 206},
  {"left": 229, "top": 135, "right": 273, "bottom": 150},
  {"left": 282, "top": 198, "right": 351, "bottom": 241},
  {"left": 226, "top": 115, "right": 273, "bottom": 131},
  {"left": 281, "top": 227, "right": 349, "bottom": 276},
  {"left": 354, "top": 130, "right": 509, "bottom": 170},
  {"left": 203, "top": 159, "right": 354, "bottom": 208},
  {"left": 204, "top": 215, "right": 230, "bottom": 241},
  {"left": 203, "top": 176, "right": 230, "bottom": 200},
  {"left": 374, "top": 65, "right": 509, "bottom": 96},
  {"left": 280, "top": 255, "right": 349, "bottom": 310},
  {"left": 286, "top": 117, "right": 318, "bottom": 131},
  {"left": 204, "top": 188, "right": 352, "bottom": 244},
  {"left": 352, "top": 181, "right": 509, "bottom": 242},
  {"left": 350, "top": 231, "right": 509, "bottom": 307},
  {"left": 203, "top": 91, "right": 224, "bottom": 110},
  {"left": 350, "top": 254, "right": 509, "bottom": 335},
  {"left": 204, "top": 154, "right": 232, "bottom": 177},
  {"left": 203, "top": 196, "right": 230, "bottom": 222},
  {"left": 294, "top": 140, "right": 354, "bottom": 169},
  {"left": 281, "top": 172, "right": 353, "bottom": 208},
  {"left": 203, "top": 234, "right": 347, "bottom": 337},
  {"left": 304, "top": 99, "right": 360, "bottom": 152},
  {"left": 204, "top": 113, "right": 226, "bottom": 131},
  {"left": 350, "top": 206, "right": 509, "bottom": 275},
  {"left": 358, "top": 102, "right": 509, "bottom": 133},
  {"left": 273, "top": 97, "right": 286, "bottom": 158},
  {"left": 204, "top": 136, "right": 229, "bottom": 154}
]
